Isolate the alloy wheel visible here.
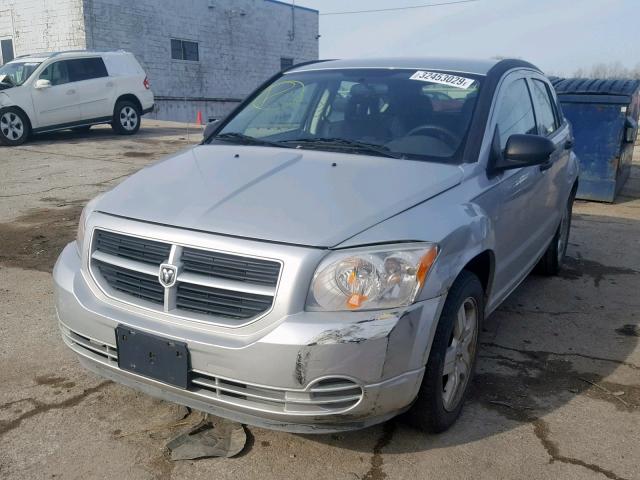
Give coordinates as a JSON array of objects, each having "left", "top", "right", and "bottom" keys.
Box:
[
  {"left": 442, "top": 297, "right": 478, "bottom": 411},
  {"left": 0, "top": 112, "right": 25, "bottom": 141},
  {"left": 119, "top": 106, "right": 138, "bottom": 131}
]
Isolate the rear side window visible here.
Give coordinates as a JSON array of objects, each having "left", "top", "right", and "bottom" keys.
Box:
[
  {"left": 67, "top": 58, "right": 108, "bottom": 82},
  {"left": 495, "top": 78, "right": 537, "bottom": 149},
  {"left": 530, "top": 79, "right": 559, "bottom": 135},
  {"left": 39, "top": 61, "right": 71, "bottom": 86}
]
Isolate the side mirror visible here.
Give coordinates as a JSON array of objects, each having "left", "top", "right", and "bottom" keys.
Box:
[
  {"left": 624, "top": 117, "right": 637, "bottom": 144},
  {"left": 34, "top": 79, "right": 51, "bottom": 89},
  {"left": 490, "top": 133, "right": 555, "bottom": 173},
  {"left": 202, "top": 119, "right": 221, "bottom": 140}
]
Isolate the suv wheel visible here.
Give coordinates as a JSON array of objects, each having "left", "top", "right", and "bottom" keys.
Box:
[
  {"left": 0, "top": 108, "right": 30, "bottom": 146},
  {"left": 111, "top": 101, "right": 141, "bottom": 135},
  {"left": 407, "top": 271, "right": 483, "bottom": 433},
  {"left": 536, "top": 190, "right": 575, "bottom": 276}
]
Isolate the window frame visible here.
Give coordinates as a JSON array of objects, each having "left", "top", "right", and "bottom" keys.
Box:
[
  {"left": 527, "top": 77, "right": 560, "bottom": 137},
  {"left": 171, "top": 38, "right": 199, "bottom": 62}
]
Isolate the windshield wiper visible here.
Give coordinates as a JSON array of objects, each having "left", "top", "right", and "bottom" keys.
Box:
[
  {"left": 212, "top": 132, "right": 291, "bottom": 148},
  {"left": 280, "top": 137, "right": 404, "bottom": 159}
]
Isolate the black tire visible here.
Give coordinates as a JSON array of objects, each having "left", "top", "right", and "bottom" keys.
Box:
[
  {"left": 111, "top": 100, "right": 141, "bottom": 135},
  {"left": 71, "top": 125, "right": 92, "bottom": 133},
  {"left": 407, "top": 271, "right": 484, "bottom": 433},
  {"left": 0, "top": 107, "right": 30, "bottom": 146},
  {"left": 535, "top": 190, "right": 575, "bottom": 276}
]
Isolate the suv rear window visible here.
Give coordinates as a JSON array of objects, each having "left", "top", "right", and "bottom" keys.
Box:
[{"left": 67, "top": 58, "right": 108, "bottom": 82}]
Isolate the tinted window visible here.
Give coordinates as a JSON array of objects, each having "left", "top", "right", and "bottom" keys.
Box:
[
  {"left": 495, "top": 78, "right": 536, "bottom": 149},
  {"left": 171, "top": 39, "right": 199, "bottom": 61},
  {"left": 530, "top": 79, "right": 558, "bottom": 135},
  {"left": 39, "top": 61, "right": 71, "bottom": 86},
  {"left": 67, "top": 58, "right": 108, "bottom": 82}
]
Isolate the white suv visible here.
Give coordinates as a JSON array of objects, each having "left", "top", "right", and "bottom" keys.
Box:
[{"left": 0, "top": 50, "right": 154, "bottom": 146}]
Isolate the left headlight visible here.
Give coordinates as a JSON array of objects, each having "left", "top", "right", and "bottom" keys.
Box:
[
  {"left": 306, "top": 243, "right": 438, "bottom": 312},
  {"left": 75, "top": 194, "right": 103, "bottom": 253}
]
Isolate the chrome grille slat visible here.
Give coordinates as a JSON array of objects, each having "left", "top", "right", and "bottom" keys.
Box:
[{"left": 90, "top": 229, "right": 280, "bottom": 325}]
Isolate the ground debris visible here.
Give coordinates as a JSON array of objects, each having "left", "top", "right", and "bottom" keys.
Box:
[{"left": 166, "top": 414, "right": 246, "bottom": 461}]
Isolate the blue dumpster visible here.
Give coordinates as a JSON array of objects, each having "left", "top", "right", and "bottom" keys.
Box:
[{"left": 551, "top": 78, "right": 640, "bottom": 202}]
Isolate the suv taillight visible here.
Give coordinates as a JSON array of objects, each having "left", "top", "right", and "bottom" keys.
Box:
[{"left": 143, "top": 77, "right": 150, "bottom": 90}]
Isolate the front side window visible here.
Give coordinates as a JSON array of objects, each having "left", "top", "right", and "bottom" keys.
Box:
[
  {"left": 495, "top": 78, "right": 536, "bottom": 149},
  {"left": 0, "top": 61, "right": 41, "bottom": 86},
  {"left": 213, "top": 68, "right": 482, "bottom": 163},
  {"left": 39, "top": 61, "right": 70, "bottom": 86},
  {"left": 67, "top": 58, "right": 108, "bottom": 82},
  {"left": 171, "top": 39, "right": 199, "bottom": 61},
  {"left": 530, "top": 79, "right": 558, "bottom": 136}
]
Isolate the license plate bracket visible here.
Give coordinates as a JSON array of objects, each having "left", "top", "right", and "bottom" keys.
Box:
[{"left": 116, "top": 326, "right": 189, "bottom": 389}]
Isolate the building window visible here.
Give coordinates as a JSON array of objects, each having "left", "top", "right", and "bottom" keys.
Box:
[
  {"left": 171, "top": 39, "right": 199, "bottom": 61},
  {"left": 1, "top": 39, "right": 14, "bottom": 64},
  {"left": 280, "top": 57, "right": 294, "bottom": 71}
]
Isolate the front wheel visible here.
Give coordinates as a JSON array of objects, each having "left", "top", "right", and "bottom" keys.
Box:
[
  {"left": 111, "top": 101, "right": 141, "bottom": 135},
  {"left": 407, "top": 270, "right": 484, "bottom": 433},
  {"left": 0, "top": 108, "right": 30, "bottom": 146}
]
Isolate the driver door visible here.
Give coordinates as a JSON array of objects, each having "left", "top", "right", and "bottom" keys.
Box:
[{"left": 31, "top": 60, "right": 81, "bottom": 128}]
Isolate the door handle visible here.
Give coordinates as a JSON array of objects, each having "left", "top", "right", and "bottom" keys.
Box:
[
  {"left": 66, "top": 89, "right": 76, "bottom": 95},
  {"left": 564, "top": 138, "right": 574, "bottom": 150}
]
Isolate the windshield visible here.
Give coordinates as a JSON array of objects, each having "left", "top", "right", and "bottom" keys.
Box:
[
  {"left": 212, "top": 68, "right": 481, "bottom": 163},
  {"left": 0, "top": 61, "right": 41, "bottom": 86}
]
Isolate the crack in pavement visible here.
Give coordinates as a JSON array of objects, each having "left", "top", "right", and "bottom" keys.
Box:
[
  {"left": 481, "top": 342, "right": 640, "bottom": 371},
  {"left": 0, "top": 381, "right": 111, "bottom": 436},
  {"left": 533, "top": 418, "right": 629, "bottom": 480},
  {"left": 362, "top": 421, "right": 396, "bottom": 480},
  {"left": 0, "top": 172, "right": 134, "bottom": 199}
]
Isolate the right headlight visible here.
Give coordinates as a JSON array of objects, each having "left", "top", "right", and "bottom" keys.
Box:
[{"left": 306, "top": 243, "right": 439, "bottom": 312}]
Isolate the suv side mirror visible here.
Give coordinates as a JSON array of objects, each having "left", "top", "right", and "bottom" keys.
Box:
[
  {"left": 34, "top": 79, "right": 51, "bottom": 89},
  {"left": 490, "top": 132, "right": 555, "bottom": 173}
]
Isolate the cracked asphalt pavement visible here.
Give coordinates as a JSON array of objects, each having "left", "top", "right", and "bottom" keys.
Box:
[{"left": 0, "top": 121, "right": 638, "bottom": 479}]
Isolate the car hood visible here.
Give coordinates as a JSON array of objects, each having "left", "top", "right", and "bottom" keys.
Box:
[{"left": 96, "top": 145, "right": 463, "bottom": 247}]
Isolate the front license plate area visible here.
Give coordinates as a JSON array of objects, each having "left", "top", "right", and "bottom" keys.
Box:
[{"left": 116, "top": 326, "right": 189, "bottom": 389}]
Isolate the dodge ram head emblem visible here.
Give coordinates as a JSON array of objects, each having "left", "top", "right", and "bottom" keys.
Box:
[{"left": 159, "top": 264, "right": 177, "bottom": 288}]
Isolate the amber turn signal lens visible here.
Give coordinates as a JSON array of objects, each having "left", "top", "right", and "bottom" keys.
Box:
[{"left": 416, "top": 247, "right": 438, "bottom": 286}]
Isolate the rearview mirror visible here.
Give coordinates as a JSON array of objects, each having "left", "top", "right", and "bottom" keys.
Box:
[
  {"left": 490, "top": 133, "right": 555, "bottom": 173},
  {"left": 34, "top": 79, "right": 51, "bottom": 89}
]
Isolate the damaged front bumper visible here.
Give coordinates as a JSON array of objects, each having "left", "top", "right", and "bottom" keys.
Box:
[{"left": 54, "top": 242, "right": 444, "bottom": 433}]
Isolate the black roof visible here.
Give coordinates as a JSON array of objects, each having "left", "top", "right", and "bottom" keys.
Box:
[{"left": 551, "top": 78, "right": 640, "bottom": 97}]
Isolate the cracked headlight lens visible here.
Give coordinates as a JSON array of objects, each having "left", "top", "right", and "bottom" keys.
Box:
[{"left": 306, "top": 243, "right": 438, "bottom": 312}]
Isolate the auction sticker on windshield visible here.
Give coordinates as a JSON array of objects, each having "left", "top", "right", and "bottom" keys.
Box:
[{"left": 410, "top": 71, "right": 475, "bottom": 89}]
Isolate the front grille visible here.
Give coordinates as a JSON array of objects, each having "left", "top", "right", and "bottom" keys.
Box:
[
  {"left": 181, "top": 247, "right": 281, "bottom": 286},
  {"left": 90, "top": 229, "right": 281, "bottom": 325},
  {"left": 95, "top": 260, "right": 164, "bottom": 304},
  {"left": 61, "top": 324, "right": 362, "bottom": 415},
  {"left": 176, "top": 283, "right": 273, "bottom": 319},
  {"left": 94, "top": 229, "right": 171, "bottom": 264}
]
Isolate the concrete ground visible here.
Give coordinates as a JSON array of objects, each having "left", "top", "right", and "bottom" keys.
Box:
[{"left": 0, "top": 120, "right": 638, "bottom": 480}]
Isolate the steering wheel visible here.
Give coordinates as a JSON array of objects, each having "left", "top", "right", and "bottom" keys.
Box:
[{"left": 406, "top": 125, "right": 459, "bottom": 148}]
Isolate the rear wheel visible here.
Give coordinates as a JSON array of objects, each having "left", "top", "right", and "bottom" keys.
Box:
[
  {"left": 111, "top": 101, "right": 141, "bottom": 135},
  {"left": 407, "top": 270, "right": 483, "bottom": 433},
  {"left": 0, "top": 108, "right": 30, "bottom": 146},
  {"left": 536, "top": 190, "right": 575, "bottom": 276}
]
